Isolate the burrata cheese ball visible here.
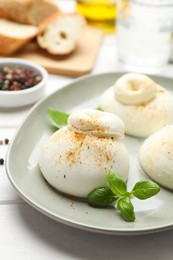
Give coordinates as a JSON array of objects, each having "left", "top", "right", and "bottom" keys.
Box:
[
  {"left": 39, "top": 108, "right": 130, "bottom": 197},
  {"left": 99, "top": 73, "right": 173, "bottom": 137},
  {"left": 139, "top": 125, "right": 173, "bottom": 190}
]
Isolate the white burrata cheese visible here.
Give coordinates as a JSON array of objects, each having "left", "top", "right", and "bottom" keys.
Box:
[
  {"left": 139, "top": 125, "right": 173, "bottom": 190},
  {"left": 99, "top": 73, "right": 173, "bottom": 137},
  {"left": 39, "top": 109, "right": 130, "bottom": 197}
]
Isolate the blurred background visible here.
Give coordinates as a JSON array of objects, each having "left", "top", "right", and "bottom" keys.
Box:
[{"left": 57, "top": 0, "right": 173, "bottom": 73}]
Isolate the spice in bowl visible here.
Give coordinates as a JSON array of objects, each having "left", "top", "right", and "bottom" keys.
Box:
[
  {"left": 0, "top": 66, "right": 42, "bottom": 91},
  {"left": 0, "top": 58, "right": 48, "bottom": 108}
]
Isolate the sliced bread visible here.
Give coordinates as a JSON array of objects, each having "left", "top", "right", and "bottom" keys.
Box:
[
  {"left": 0, "top": 18, "right": 38, "bottom": 55},
  {"left": 0, "top": 0, "right": 59, "bottom": 25},
  {"left": 37, "top": 13, "right": 86, "bottom": 55}
]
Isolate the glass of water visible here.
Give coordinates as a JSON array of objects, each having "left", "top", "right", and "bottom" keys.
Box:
[{"left": 116, "top": 0, "right": 173, "bottom": 72}]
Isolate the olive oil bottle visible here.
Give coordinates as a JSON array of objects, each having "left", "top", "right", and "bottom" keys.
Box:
[{"left": 76, "top": 0, "right": 116, "bottom": 33}]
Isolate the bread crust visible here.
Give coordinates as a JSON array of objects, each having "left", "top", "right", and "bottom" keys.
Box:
[
  {"left": 0, "top": 18, "right": 38, "bottom": 55},
  {"left": 0, "top": 34, "right": 35, "bottom": 55},
  {"left": 0, "top": 0, "right": 59, "bottom": 25}
]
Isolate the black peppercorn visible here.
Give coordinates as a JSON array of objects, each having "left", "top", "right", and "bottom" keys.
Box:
[
  {"left": 4, "top": 138, "right": 9, "bottom": 145},
  {"left": 0, "top": 158, "right": 4, "bottom": 165}
]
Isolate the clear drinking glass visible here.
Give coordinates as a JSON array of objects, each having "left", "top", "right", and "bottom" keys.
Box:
[{"left": 116, "top": 0, "right": 173, "bottom": 72}]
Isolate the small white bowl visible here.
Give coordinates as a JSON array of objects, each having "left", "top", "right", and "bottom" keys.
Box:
[{"left": 0, "top": 58, "right": 48, "bottom": 108}]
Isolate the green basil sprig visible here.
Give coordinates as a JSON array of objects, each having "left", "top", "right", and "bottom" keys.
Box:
[
  {"left": 48, "top": 108, "right": 69, "bottom": 129},
  {"left": 87, "top": 170, "right": 160, "bottom": 222}
]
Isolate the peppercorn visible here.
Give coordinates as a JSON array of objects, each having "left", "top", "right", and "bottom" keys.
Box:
[
  {"left": 0, "top": 158, "right": 4, "bottom": 165},
  {"left": 0, "top": 138, "right": 9, "bottom": 145},
  {"left": 0, "top": 66, "right": 42, "bottom": 91},
  {"left": 4, "top": 138, "right": 9, "bottom": 145}
]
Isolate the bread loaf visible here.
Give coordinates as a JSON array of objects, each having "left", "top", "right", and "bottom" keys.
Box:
[
  {"left": 0, "top": 19, "right": 38, "bottom": 55},
  {"left": 0, "top": 0, "right": 59, "bottom": 25},
  {"left": 37, "top": 13, "right": 86, "bottom": 55}
]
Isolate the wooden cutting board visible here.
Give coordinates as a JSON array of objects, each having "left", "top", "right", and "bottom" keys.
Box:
[{"left": 4, "top": 26, "right": 103, "bottom": 77}]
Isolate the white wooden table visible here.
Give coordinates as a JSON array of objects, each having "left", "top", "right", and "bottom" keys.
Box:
[{"left": 1, "top": 1, "right": 173, "bottom": 259}]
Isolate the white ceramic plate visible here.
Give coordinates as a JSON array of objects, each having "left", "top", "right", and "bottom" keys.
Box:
[{"left": 6, "top": 72, "right": 173, "bottom": 235}]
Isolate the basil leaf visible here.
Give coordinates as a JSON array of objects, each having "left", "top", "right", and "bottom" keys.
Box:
[
  {"left": 117, "top": 196, "right": 135, "bottom": 222},
  {"left": 48, "top": 108, "right": 69, "bottom": 129},
  {"left": 87, "top": 187, "right": 118, "bottom": 207},
  {"left": 107, "top": 170, "right": 127, "bottom": 197},
  {"left": 132, "top": 180, "right": 160, "bottom": 200},
  {"left": 96, "top": 107, "right": 104, "bottom": 111}
]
